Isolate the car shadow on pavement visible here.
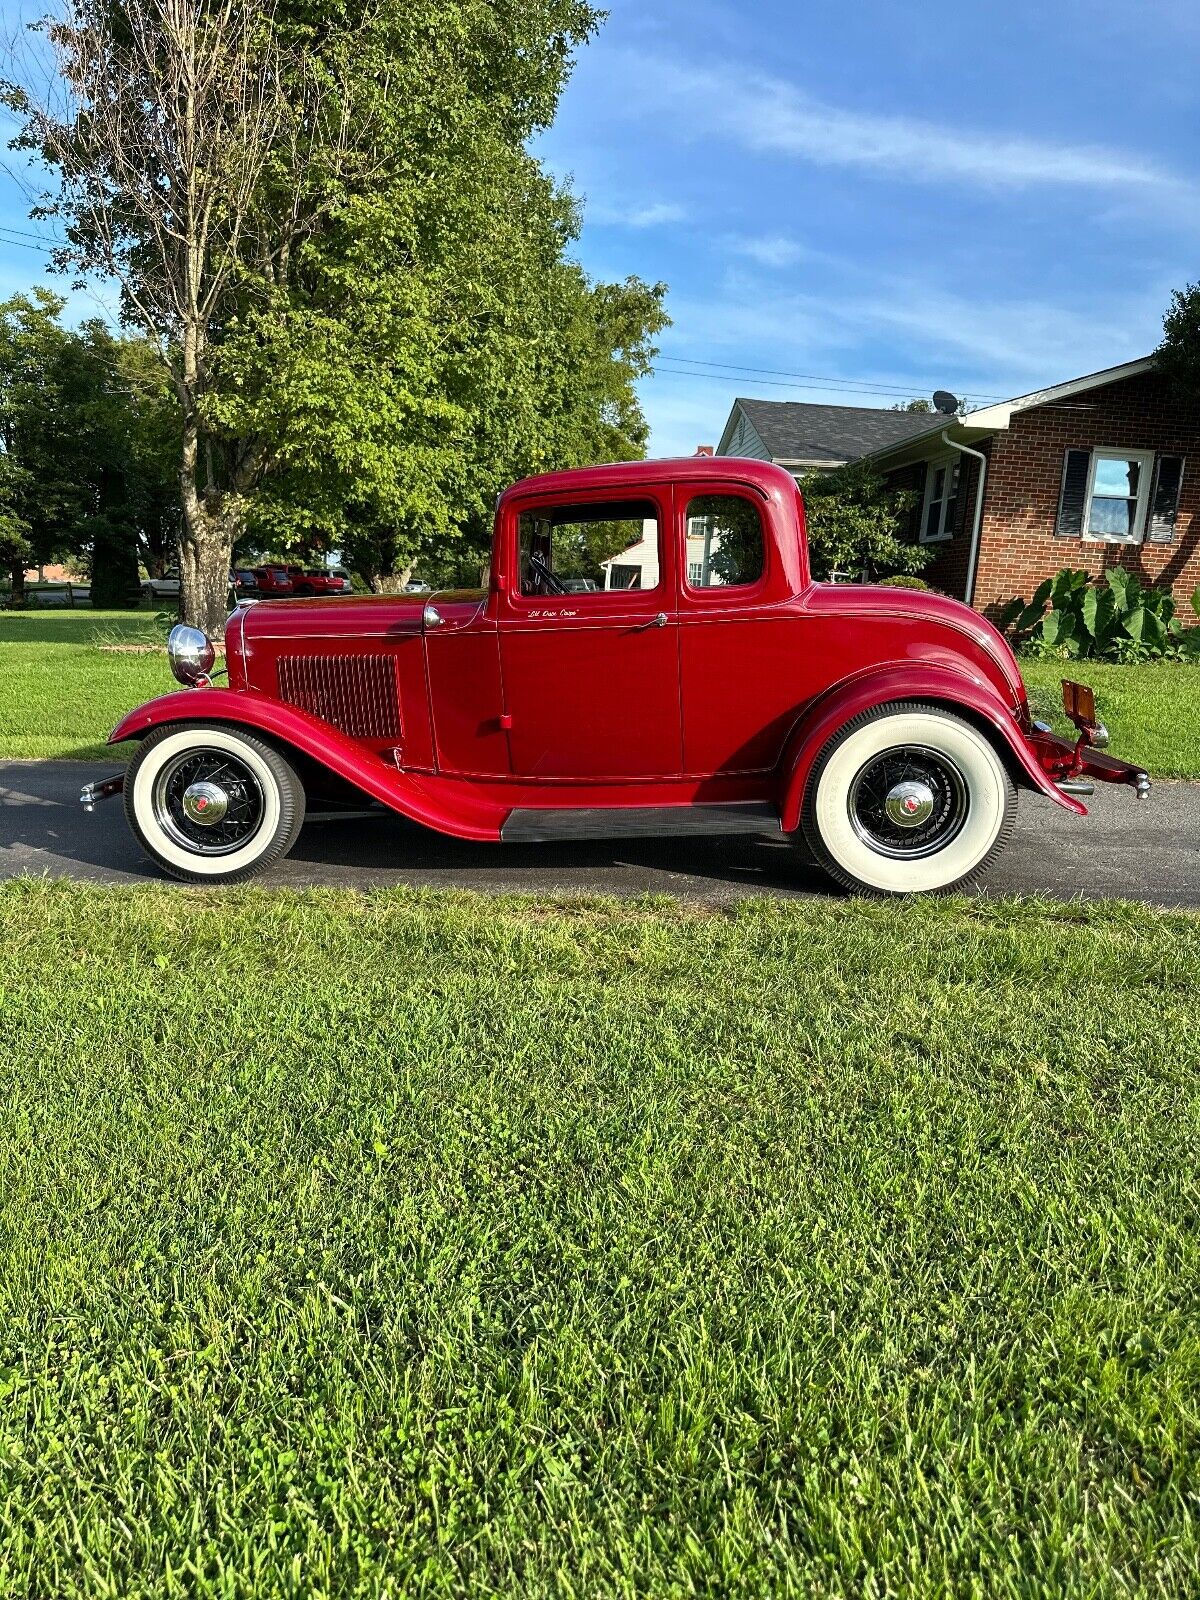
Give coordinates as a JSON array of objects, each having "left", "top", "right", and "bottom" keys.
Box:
[{"left": 286, "top": 811, "right": 840, "bottom": 899}]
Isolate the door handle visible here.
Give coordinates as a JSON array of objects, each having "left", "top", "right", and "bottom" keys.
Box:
[{"left": 636, "top": 612, "right": 669, "bottom": 630}]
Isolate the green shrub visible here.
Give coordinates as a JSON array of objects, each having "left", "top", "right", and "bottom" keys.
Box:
[
  {"left": 997, "top": 567, "right": 1200, "bottom": 661},
  {"left": 877, "top": 574, "right": 932, "bottom": 590}
]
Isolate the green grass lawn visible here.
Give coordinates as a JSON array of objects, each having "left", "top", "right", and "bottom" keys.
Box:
[
  {"left": 1022, "top": 659, "right": 1200, "bottom": 779},
  {"left": 2, "top": 880, "right": 1199, "bottom": 1597},
  {"left": 0, "top": 608, "right": 174, "bottom": 760}
]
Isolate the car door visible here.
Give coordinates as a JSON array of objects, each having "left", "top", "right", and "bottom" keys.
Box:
[
  {"left": 677, "top": 482, "right": 809, "bottom": 775},
  {"left": 496, "top": 488, "right": 682, "bottom": 779}
]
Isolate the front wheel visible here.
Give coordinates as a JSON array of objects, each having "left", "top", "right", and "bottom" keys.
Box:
[
  {"left": 800, "top": 703, "right": 1016, "bottom": 895},
  {"left": 124, "top": 724, "right": 306, "bottom": 883}
]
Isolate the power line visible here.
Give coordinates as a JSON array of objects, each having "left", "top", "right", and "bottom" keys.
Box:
[
  {"left": 652, "top": 354, "right": 1007, "bottom": 402},
  {"left": 650, "top": 363, "right": 972, "bottom": 404}
]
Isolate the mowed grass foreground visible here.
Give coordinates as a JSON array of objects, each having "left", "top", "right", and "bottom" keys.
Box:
[
  {"left": 2, "top": 882, "right": 1199, "bottom": 1597},
  {"left": 0, "top": 609, "right": 171, "bottom": 760}
]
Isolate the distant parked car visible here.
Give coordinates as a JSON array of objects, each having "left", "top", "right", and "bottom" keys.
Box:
[
  {"left": 561, "top": 577, "right": 600, "bottom": 593},
  {"left": 253, "top": 565, "right": 295, "bottom": 598},
  {"left": 292, "top": 568, "right": 353, "bottom": 597},
  {"left": 143, "top": 570, "right": 181, "bottom": 601},
  {"left": 232, "top": 568, "right": 260, "bottom": 598}
]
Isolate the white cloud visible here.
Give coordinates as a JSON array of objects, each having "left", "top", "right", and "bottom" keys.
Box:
[
  {"left": 589, "top": 199, "right": 687, "bottom": 229},
  {"left": 653, "top": 62, "right": 1189, "bottom": 198},
  {"left": 725, "top": 235, "right": 808, "bottom": 269}
]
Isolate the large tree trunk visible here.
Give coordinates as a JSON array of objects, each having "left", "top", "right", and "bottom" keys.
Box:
[
  {"left": 9, "top": 563, "right": 26, "bottom": 606},
  {"left": 369, "top": 565, "right": 415, "bottom": 594},
  {"left": 179, "top": 501, "right": 238, "bottom": 636},
  {"left": 178, "top": 410, "right": 237, "bottom": 636}
]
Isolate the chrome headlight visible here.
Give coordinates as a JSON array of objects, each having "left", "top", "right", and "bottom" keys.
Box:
[{"left": 168, "top": 624, "right": 216, "bottom": 687}]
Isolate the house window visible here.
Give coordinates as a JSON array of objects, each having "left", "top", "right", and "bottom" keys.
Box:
[
  {"left": 1084, "top": 450, "right": 1154, "bottom": 543},
  {"left": 688, "top": 561, "right": 703, "bottom": 584},
  {"left": 920, "top": 458, "right": 960, "bottom": 543}
]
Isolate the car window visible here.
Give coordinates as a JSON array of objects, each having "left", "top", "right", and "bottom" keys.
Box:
[
  {"left": 519, "top": 499, "right": 659, "bottom": 596},
  {"left": 684, "top": 494, "right": 765, "bottom": 588}
]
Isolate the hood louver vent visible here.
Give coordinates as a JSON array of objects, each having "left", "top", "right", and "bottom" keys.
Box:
[{"left": 277, "top": 654, "right": 402, "bottom": 740}]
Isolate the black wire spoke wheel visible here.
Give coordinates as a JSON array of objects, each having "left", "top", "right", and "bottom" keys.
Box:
[
  {"left": 152, "top": 748, "right": 266, "bottom": 855},
  {"left": 848, "top": 744, "right": 969, "bottom": 859}
]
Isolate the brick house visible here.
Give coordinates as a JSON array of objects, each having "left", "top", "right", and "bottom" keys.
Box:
[
  {"left": 859, "top": 358, "right": 1200, "bottom": 614},
  {"left": 717, "top": 359, "right": 1199, "bottom": 614}
]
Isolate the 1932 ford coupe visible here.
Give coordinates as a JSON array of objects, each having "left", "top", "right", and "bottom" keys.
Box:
[{"left": 84, "top": 458, "right": 1151, "bottom": 894}]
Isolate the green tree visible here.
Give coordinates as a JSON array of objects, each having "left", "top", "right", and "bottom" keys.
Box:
[
  {"left": 1158, "top": 283, "right": 1200, "bottom": 401},
  {"left": 8, "top": 1, "right": 659, "bottom": 628},
  {"left": 799, "top": 461, "right": 928, "bottom": 582},
  {"left": 213, "top": 8, "right": 665, "bottom": 592},
  {"left": 0, "top": 290, "right": 179, "bottom": 606},
  {"left": 0, "top": 289, "right": 95, "bottom": 600}
]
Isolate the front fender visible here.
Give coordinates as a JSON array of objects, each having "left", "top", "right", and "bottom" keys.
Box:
[
  {"left": 108, "top": 688, "right": 506, "bottom": 841},
  {"left": 777, "top": 664, "right": 1085, "bottom": 833}
]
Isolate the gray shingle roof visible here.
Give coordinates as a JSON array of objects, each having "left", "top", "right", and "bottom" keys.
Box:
[{"left": 734, "top": 399, "right": 945, "bottom": 463}]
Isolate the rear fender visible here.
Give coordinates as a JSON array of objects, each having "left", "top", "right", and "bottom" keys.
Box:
[
  {"left": 108, "top": 688, "right": 506, "bottom": 841},
  {"left": 777, "top": 665, "right": 1085, "bottom": 833}
]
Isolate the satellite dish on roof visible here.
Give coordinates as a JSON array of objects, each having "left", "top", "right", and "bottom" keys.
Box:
[{"left": 932, "top": 390, "right": 960, "bottom": 416}]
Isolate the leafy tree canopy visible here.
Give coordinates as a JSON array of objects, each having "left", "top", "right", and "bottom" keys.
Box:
[
  {"left": 799, "top": 461, "right": 929, "bottom": 583},
  {"left": 1158, "top": 282, "right": 1200, "bottom": 402}
]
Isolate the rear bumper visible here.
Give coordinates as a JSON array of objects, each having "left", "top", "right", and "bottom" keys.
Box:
[{"left": 1028, "top": 726, "right": 1151, "bottom": 802}]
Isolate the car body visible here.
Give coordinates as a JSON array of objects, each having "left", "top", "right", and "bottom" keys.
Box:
[
  {"left": 292, "top": 568, "right": 353, "bottom": 597},
  {"left": 88, "top": 458, "right": 1150, "bottom": 891}
]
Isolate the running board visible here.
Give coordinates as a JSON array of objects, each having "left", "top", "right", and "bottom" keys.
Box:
[{"left": 501, "top": 801, "right": 781, "bottom": 843}]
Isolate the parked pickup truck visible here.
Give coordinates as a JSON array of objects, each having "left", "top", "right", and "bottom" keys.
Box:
[
  {"left": 84, "top": 458, "right": 1150, "bottom": 891},
  {"left": 291, "top": 567, "right": 353, "bottom": 597}
]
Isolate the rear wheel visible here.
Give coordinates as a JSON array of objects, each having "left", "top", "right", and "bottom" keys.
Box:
[
  {"left": 124, "top": 724, "right": 305, "bottom": 883},
  {"left": 800, "top": 703, "right": 1016, "bottom": 895}
]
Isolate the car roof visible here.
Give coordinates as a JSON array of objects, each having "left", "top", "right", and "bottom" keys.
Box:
[{"left": 502, "top": 456, "right": 799, "bottom": 502}]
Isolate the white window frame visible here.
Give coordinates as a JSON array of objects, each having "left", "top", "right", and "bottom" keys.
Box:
[
  {"left": 919, "top": 455, "right": 960, "bottom": 544},
  {"left": 1082, "top": 447, "right": 1155, "bottom": 545}
]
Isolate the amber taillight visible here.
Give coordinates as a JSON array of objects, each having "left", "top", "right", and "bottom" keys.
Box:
[{"left": 276, "top": 654, "right": 402, "bottom": 739}]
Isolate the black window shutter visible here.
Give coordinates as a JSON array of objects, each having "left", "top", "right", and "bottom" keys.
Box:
[
  {"left": 1148, "top": 455, "right": 1185, "bottom": 544},
  {"left": 1056, "top": 449, "right": 1091, "bottom": 538}
]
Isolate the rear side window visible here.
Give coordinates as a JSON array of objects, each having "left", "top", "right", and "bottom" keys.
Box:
[
  {"left": 519, "top": 499, "right": 659, "bottom": 596},
  {"left": 684, "top": 494, "right": 764, "bottom": 588}
]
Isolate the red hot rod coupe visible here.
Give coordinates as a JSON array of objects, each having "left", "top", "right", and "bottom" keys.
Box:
[{"left": 84, "top": 458, "right": 1150, "bottom": 893}]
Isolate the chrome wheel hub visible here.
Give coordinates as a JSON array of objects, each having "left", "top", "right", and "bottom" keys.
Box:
[
  {"left": 848, "top": 745, "right": 969, "bottom": 859},
  {"left": 884, "top": 780, "right": 935, "bottom": 830},
  {"left": 153, "top": 748, "right": 265, "bottom": 856},
  {"left": 182, "top": 781, "right": 229, "bottom": 827}
]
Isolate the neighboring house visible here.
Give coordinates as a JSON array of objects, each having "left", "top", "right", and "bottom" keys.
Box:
[
  {"left": 601, "top": 517, "right": 729, "bottom": 590},
  {"left": 855, "top": 357, "right": 1199, "bottom": 613},
  {"left": 717, "top": 398, "right": 940, "bottom": 471}
]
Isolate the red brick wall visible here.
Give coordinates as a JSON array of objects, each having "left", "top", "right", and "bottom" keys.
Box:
[{"left": 971, "top": 370, "right": 1200, "bottom": 616}]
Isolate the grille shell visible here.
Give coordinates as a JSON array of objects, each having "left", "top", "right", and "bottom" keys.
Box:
[{"left": 276, "top": 654, "right": 402, "bottom": 740}]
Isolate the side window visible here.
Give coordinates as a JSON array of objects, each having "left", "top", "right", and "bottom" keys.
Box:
[
  {"left": 518, "top": 500, "right": 659, "bottom": 596},
  {"left": 684, "top": 494, "right": 765, "bottom": 588}
]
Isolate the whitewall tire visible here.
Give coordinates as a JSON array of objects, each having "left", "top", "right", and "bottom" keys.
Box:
[
  {"left": 800, "top": 703, "right": 1016, "bottom": 895},
  {"left": 124, "top": 723, "right": 305, "bottom": 883}
]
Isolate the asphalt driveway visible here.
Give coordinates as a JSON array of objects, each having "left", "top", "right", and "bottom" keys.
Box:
[{"left": 1, "top": 759, "right": 1196, "bottom": 905}]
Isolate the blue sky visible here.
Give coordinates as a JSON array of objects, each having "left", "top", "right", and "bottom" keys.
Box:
[
  {"left": 0, "top": 0, "right": 1196, "bottom": 459},
  {"left": 537, "top": 0, "right": 1200, "bottom": 454}
]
